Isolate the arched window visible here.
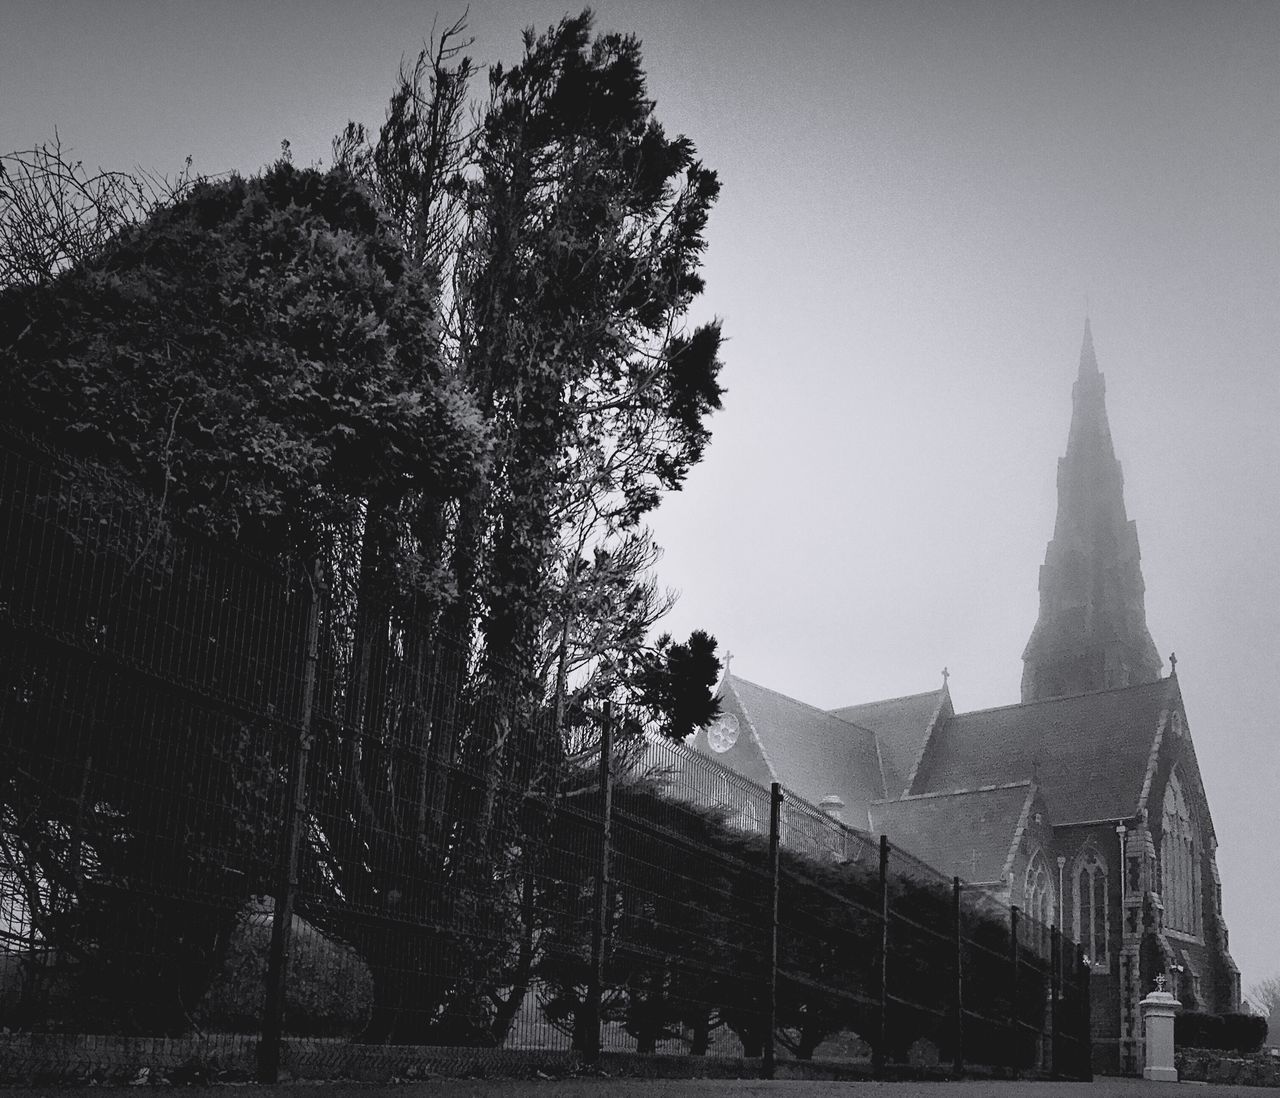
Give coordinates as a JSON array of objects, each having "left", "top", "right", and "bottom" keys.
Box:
[
  {"left": 1072, "top": 847, "right": 1109, "bottom": 966},
  {"left": 1023, "top": 849, "right": 1055, "bottom": 953},
  {"left": 1159, "top": 770, "right": 1200, "bottom": 936}
]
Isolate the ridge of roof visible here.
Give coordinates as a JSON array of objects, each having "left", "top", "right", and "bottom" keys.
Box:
[
  {"left": 1000, "top": 783, "right": 1041, "bottom": 885},
  {"left": 728, "top": 673, "right": 879, "bottom": 741},
  {"left": 872, "top": 732, "right": 889, "bottom": 808},
  {"left": 902, "top": 682, "right": 951, "bottom": 793},
  {"left": 869, "top": 780, "right": 1034, "bottom": 886},
  {"left": 1137, "top": 683, "right": 1177, "bottom": 818},
  {"left": 1133, "top": 677, "right": 1218, "bottom": 846},
  {"left": 912, "top": 675, "right": 1173, "bottom": 824},
  {"left": 1174, "top": 708, "right": 1218, "bottom": 847},
  {"left": 832, "top": 687, "right": 942, "bottom": 711},
  {"left": 950, "top": 675, "right": 1170, "bottom": 721},
  {"left": 871, "top": 779, "right": 1032, "bottom": 806},
  {"left": 721, "top": 676, "right": 782, "bottom": 788}
]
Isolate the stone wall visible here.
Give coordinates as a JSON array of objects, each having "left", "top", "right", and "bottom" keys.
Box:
[{"left": 1177, "top": 1047, "right": 1280, "bottom": 1088}]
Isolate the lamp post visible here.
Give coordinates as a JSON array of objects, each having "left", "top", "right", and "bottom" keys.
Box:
[
  {"left": 1057, "top": 855, "right": 1066, "bottom": 932},
  {"left": 1116, "top": 823, "right": 1127, "bottom": 896}
]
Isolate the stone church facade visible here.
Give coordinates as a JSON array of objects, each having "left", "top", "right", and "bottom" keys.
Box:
[{"left": 695, "top": 324, "right": 1240, "bottom": 1073}]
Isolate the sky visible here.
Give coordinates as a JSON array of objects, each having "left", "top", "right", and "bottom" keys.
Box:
[{"left": 3, "top": 0, "right": 1277, "bottom": 998}]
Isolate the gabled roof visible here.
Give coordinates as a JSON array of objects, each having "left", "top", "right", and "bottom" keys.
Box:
[
  {"left": 723, "top": 673, "right": 885, "bottom": 827},
  {"left": 910, "top": 676, "right": 1174, "bottom": 824},
  {"left": 869, "top": 781, "right": 1034, "bottom": 884},
  {"left": 829, "top": 687, "right": 946, "bottom": 798}
]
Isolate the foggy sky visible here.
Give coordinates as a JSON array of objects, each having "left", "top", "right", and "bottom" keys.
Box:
[{"left": 3, "top": 0, "right": 1276, "bottom": 997}]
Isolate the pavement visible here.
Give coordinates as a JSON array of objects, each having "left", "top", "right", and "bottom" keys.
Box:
[{"left": 10, "top": 1079, "right": 1277, "bottom": 1096}]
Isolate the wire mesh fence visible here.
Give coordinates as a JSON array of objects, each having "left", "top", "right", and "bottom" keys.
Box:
[{"left": 0, "top": 432, "right": 1090, "bottom": 1083}]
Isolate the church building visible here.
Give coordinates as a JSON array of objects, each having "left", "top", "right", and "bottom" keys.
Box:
[{"left": 695, "top": 323, "right": 1240, "bottom": 1073}]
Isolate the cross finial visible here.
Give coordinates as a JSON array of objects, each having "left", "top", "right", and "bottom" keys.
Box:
[
  {"left": 942, "top": 666, "right": 950, "bottom": 685},
  {"left": 1169, "top": 652, "right": 1177, "bottom": 674},
  {"left": 1155, "top": 974, "right": 1168, "bottom": 993}
]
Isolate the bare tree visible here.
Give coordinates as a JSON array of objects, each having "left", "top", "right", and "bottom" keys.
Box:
[
  {"left": 0, "top": 133, "right": 194, "bottom": 289},
  {"left": 1248, "top": 975, "right": 1279, "bottom": 1040}
]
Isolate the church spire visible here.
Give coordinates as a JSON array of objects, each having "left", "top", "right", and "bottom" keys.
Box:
[
  {"left": 1021, "top": 323, "right": 1162, "bottom": 702},
  {"left": 1079, "top": 316, "right": 1098, "bottom": 376}
]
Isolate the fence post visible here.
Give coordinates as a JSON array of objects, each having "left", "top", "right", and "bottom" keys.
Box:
[
  {"left": 873, "top": 834, "right": 890, "bottom": 1078},
  {"left": 1079, "top": 945, "right": 1093, "bottom": 1081},
  {"left": 1008, "top": 904, "right": 1020, "bottom": 1072},
  {"left": 1050, "top": 924, "right": 1061, "bottom": 1076},
  {"left": 952, "top": 876, "right": 964, "bottom": 1076},
  {"left": 257, "top": 562, "right": 324, "bottom": 1084},
  {"left": 584, "top": 700, "right": 614, "bottom": 1068},
  {"left": 762, "top": 782, "right": 782, "bottom": 1079}
]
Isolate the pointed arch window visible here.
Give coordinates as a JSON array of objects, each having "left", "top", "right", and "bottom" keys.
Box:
[
  {"left": 1159, "top": 770, "right": 1200, "bottom": 936},
  {"left": 1072, "top": 847, "right": 1109, "bottom": 966},
  {"left": 1023, "top": 848, "right": 1055, "bottom": 954}
]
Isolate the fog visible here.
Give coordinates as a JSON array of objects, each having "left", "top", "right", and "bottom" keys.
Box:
[{"left": 3, "top": 0, "right": 1275, "bottom": 996}]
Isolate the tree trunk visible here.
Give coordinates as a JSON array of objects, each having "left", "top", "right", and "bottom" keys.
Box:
[
  {"left": 488, "top": 865, "right": 538, "bottom": 1045},
  {"left": 357, "top": 929, "right": 448, "bottom": 1045},
  {"left": 690, "top": 1014, "right": 711, "bottom": 1055},
  {"left": 797, "top": 1030, "right": 823, "bottom": 1060}
]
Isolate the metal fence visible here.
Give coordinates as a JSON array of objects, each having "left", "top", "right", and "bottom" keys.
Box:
[{"left": 0, "top": 432, "right": 1090, "bottom": 1083}]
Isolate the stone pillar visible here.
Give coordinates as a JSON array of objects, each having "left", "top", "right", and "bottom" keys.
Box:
[
  {"left": 1140, "top": 982, "right": 1180, "bottom": 1082},
  {"left": 1117, "top": 822, "right": 1142, "bottom": 1074}
]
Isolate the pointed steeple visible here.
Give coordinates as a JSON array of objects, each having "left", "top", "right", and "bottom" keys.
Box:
[
  {"left": 1079, "top": 316, "right": 1098, "bottom": 376},
  {"left": 1021, "top": 323, "right": 1162, "bottom": 702}
]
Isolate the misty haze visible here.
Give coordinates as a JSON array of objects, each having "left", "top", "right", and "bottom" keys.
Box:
[{"left": 1, "top": 0, "right": 1276, "bottom": 1086}]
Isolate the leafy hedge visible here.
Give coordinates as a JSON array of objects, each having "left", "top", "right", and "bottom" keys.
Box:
[
  {"left": 1177, "top": 1012, "right": 1269, "bottom": 1053},
  {"left": 195, "top": 909, "right": 373, "bottom": 1038},
  {"left": 534, "top": 776, "right": 1050, "bottom": 1066}
]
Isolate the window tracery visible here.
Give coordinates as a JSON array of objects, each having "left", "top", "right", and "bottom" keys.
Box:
[
  {"left": 1023, "top": 848, "right": 1055, "bottom": 953},
  {"left": 1072, "top": 846, "right": 1109, "bottom": 966},
  {"left": 1159, "top": 770, "right": 1200, "bottom": 936}
]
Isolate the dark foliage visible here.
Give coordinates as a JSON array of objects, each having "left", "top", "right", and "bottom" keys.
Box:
[
  {"left": 301, "top": 10, "right": 726, "bottom": 1043},
  {"left": 533, "top": 772, "right": 1044, "bottom": 1065},
  {"left": 0, "top": 162, "right": 484, "bottom": 563},
  {"left": 195, "top": 909, "right": 374, "bottom": 1038},
  {"left": 629, "top": 631, "right": 722, "bottom": 741},
  {"left": 2, "top": 8, "right": 727, "bottom": 1051},
  {"left": 1177, "top": 1011, "right": 1269, "bottom": 1054}
]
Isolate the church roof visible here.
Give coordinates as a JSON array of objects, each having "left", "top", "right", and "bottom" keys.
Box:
[
  {"left": 869, "top": 781, "right": 1034, "bottom": 884},
  {"left": 909, "top": 676, "right": 1175, "bottom": 824},
  {"left": 723, "top": 673, "right": 886, "bottom": 827},
  {"left": 829, "top": 688, "right": 946, "bottom": 798}
]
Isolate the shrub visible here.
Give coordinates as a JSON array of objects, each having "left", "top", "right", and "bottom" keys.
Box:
[
  {"left": 195, "top": 907, "right": 373, "bottom": 1038},
  {"left": 1177, "top": 1011, "right": 1268, "bottom": 1053}
]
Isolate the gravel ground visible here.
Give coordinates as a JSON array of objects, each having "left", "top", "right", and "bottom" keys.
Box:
[{"left": 10, "top": 1079, "right": 1277, "bottom": 1096}]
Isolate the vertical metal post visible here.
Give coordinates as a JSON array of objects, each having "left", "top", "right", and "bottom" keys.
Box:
[
  {"left": 1009, "top": 905, "right": 1020, "bottom": 1070},
  {"left": 1050, "top": 924, "right": 1061, "bottom": 1076},
  {"left": 258, "top": 563, "right": 324, "bottom": 1084},
  {"left": 584, "top": 701, "right": 613, "bottom": 1067},
  {"left": 762, "top": 782, "right": 782, "bottom": 1079},
  {"left": 874, "top": 834, "right": 890, "bottom": 1078},
  {"left": 952, "top": 876, "right": 964, "bottom": 1076},
  {"left": 1079, "top": 945, "right": 1094, "bottom": 1081}
]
